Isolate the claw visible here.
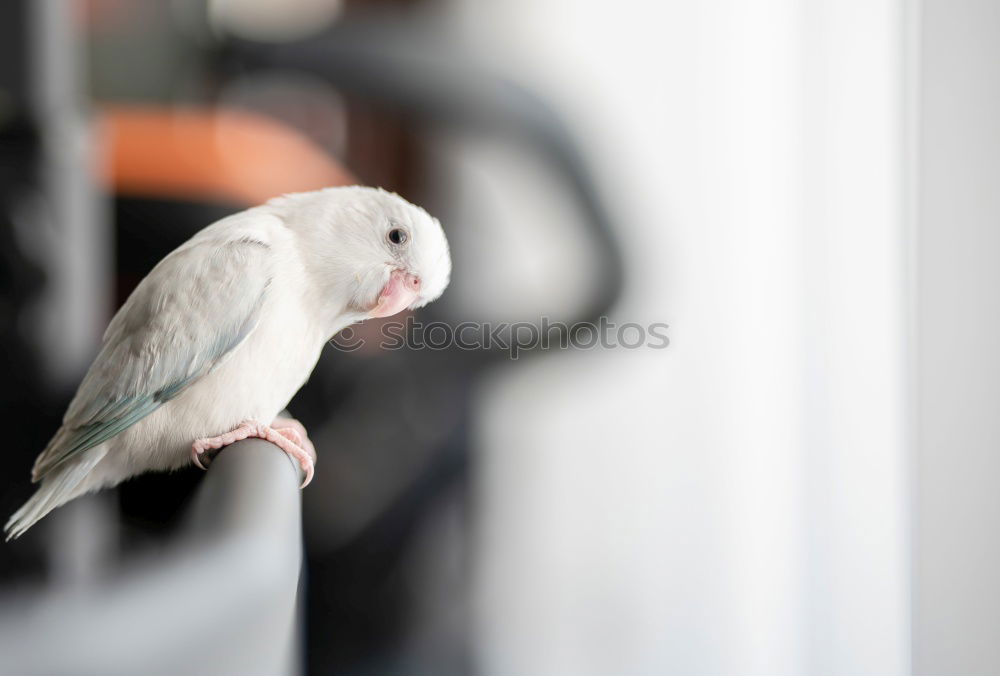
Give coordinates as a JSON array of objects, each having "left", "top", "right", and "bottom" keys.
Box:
[
  {"left": 191, "top": 418, "right": 316, "bottom": 488},
  {"left": 192, "top": 449, "right": 208, "bottom": 471}
]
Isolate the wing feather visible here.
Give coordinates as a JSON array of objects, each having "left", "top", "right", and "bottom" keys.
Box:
[{"left": 32, "top": 236, "right": 273, "bottom": 481}]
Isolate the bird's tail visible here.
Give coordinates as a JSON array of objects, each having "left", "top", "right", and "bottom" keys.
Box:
[{"left": 5, "top": 447, "right": 108, "bottom": 541}]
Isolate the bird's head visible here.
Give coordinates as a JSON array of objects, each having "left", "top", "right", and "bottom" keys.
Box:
[{"left": 273, "top": 186, "right": 451, "bottom": 320}]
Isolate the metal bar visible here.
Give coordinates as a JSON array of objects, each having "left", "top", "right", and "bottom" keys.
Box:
[{"left": 0, "top": 439, "right": 304, "bottom": 676}]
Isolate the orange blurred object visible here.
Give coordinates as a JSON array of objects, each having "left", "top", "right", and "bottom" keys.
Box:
[{"left": 101, "top": 105, "right": 356, "bottom": 206}]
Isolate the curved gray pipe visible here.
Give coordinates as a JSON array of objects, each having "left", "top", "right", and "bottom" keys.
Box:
[
  {"left": 234, "top": 17, "right": 626, "bottom": 351},
  {"left": 0, "top": 439, "right": 304, "bottom": 676}
]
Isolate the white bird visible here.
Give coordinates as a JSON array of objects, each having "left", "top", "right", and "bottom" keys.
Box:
[{"left": 6, "top": 186, "right": 451, "bottom": 540}]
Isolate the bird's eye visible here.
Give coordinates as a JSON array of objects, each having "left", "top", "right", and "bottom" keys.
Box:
[{"left": 388, "top": 228, "right": 408, "bottom": 245}]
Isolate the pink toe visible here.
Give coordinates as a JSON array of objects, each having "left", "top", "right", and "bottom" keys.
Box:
[{"left": 275, "top": 427, "right": 303, "bottom": 447}]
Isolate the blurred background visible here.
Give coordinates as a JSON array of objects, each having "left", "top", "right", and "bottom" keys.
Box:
[{"left": 0, "top": 0, "right": 996, "bottom": 674}]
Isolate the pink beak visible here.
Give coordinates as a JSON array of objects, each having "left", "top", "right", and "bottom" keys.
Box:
[{"left": 369, "top": 269, "right": 421, "bottom": 318}]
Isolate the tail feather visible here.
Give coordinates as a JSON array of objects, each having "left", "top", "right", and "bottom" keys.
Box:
[{"left": 5, "top": 447, "right": 108, "bottom": 540}]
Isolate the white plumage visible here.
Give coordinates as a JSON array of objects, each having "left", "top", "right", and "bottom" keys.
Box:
[{"left": 6, "top": 186, "right": 451, "bottom": 539}]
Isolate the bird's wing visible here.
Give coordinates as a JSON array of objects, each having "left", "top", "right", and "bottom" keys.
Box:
[{"left": 32, "top": 234, "right": 274, "bottom": 481}]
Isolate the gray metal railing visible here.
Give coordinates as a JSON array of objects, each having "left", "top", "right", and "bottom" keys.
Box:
[{"left": 0, "top": 439, "right": 304, "bottom": 676}]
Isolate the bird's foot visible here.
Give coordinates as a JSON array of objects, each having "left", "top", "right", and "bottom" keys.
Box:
[{"left": 191, "top": 417, "right": 316, "bottom": 488}]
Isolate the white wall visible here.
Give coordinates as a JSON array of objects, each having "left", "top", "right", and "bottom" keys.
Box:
[
  {"left": 443, "top": 1, "right": 911, "bottom": 674},
  {"left": 915, "top": 2, "right": 1000, "bottom": 674}
]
